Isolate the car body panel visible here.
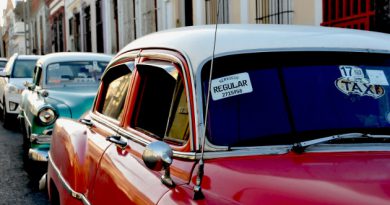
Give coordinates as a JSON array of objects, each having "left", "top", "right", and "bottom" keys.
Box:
[
  {"left": 91, "top": 131, "right": 195, "bottom": 205},
  {"left": 47, "top": 25, "right": 390, "bottom": 204},
  {"left": 157, "top": 151, "right": 390, "bottom": 205}
]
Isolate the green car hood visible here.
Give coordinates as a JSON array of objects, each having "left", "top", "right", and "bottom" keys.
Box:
[{"left": 45, "top": 86, "right": 98, "bottom": 119}]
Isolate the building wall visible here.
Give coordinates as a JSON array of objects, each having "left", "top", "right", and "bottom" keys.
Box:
[
  {"left": 38, "top": 5, "right": 50, "bottom": 54},
  {"left": 294, "top": 0, "right": 322, "bottom": 25}
]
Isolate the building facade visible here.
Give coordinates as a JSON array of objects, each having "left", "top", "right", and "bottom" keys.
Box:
[
  {"left": 2, "top": 0, "right": 27, "bottom": 57},
  {"left": 321, "top": 0, "right": 390, "bottom": 34},
  {"left": 4, "top": 0, "right": 325, "bottom": 57},
  {"left": 321, "top": 0, "right": 375, "bottom": 30},
  {"left": 25, "top": 0, "right": 50, "bottom": 55}
]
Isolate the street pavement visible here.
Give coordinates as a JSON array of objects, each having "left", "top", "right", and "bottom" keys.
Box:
[{"left": 0, "top": 124, "right": 49, "bottom": 205}]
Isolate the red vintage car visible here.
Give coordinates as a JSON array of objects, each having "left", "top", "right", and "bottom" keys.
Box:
[{"left": 47, "top": 24, "right": 390, "bottom": 204}]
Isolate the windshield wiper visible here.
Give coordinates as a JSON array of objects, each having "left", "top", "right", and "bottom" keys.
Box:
[{"left": 291, "top": 133, "right": 390, "bottom": 153}]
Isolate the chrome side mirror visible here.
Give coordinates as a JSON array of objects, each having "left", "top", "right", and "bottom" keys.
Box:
[
  {"left": 24, "top": 81, "right": 36, "bottom": 91},
  {"left": 40, "top": 90, "right": 49, "bottom": 98},
  {"left": 142, "top": 141, "right": 175, "bottom": 187}
]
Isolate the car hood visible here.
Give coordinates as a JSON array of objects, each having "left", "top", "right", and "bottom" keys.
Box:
[
  {"left": 46, "top": 86, "right": 98, "bottom": 119},
  {"left": 192, "top": 151, "right": 390, "bottom": 205}
]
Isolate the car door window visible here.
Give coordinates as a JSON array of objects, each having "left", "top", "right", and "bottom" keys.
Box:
[
  {"left": 131, "top": 62, "right": 190, "bottom": 145},
  {"left": 98, "top": 63, "right": 133, "bottom": 122}
]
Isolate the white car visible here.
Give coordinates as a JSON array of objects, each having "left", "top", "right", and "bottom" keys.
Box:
[
  {"left": 0, "top": 53, "right": 40, "bottom": 128},
  {"left": 0, "top": 58, "right": 7, "bottom": 71}
]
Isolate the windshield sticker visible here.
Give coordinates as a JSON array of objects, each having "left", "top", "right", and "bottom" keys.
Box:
[
  {"left": 339, "top": 65, "right": 365, "bottom": 80},
  {"left": 366, "top": 70, "right": 389, "bottom": 86},
  {"left": 335, "top": 66, "right": 385, "bottom": 99},
  {"left": 211, "top": 72, "right": 253, "bottom": 101},
  {"left": 48, "top": 64, "right": 60, "bottom": 71}
]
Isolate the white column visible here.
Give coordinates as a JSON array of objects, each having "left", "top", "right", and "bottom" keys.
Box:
[
  {"left": 165, "top": 0, "right": 173, "bottom": 29},
  {"left": 79, "top": 5, "right": 85, "bottom": 52},
  {"left": 90, "top": 0, "right": 97, "bottom": 52},
  {"left": 102, "top": 0, "right": 112, "bottom": 54},
  {"left": 117, "top": 0, "right": 124, "bottom": 49},
  {"left": 135, "top": 0, "right": 142, "bottom": 38},
  {"left": 240, "top": 0, "right": 249, "bottom": 23},
  {"left": 158, "top": 0, "right": 174, "bottom": 30},
  {"left": 314, "top": 0, "right": 322, "bottom": 26},
  {"left": 193, "top": 0, "right": 205, "bottom": 25}
]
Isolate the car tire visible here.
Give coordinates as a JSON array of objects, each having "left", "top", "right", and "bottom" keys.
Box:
[
  {"left": 2, "top": 97, "right": 10, "bottom": 129},
  {"left": 0, "top": 97, "right": 4, "bottom": 122},
  {"left": 20, "top": 117, "right": 29, "bottom": 154}
]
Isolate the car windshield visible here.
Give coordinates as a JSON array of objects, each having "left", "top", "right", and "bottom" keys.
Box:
[
  {"left": 12, "top": 59, "right": 37, "bottom": 78},
  {"left": 46, "top": 61, "right": 108, "bottom": 86},
  {"left": 202, "top": 52, "right": 390, "bottom": 147}
]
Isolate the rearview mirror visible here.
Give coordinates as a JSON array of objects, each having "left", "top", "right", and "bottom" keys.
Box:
[
  {"left": 142, "top": 141, "right": 175, "bottom": 187},
  {"left": 24, "top": 81, "right": 36, "bottom": 91}
]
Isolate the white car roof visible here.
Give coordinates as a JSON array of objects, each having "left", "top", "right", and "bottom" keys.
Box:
[
  {"left": 37, "top": 52, "right": 112, "bottom": 67},
  {"left": 118, "top": 24, "right": 390, "bottom": 73},
  {"left": 16, "top": 55, "right": 40, "bottom": 60}
]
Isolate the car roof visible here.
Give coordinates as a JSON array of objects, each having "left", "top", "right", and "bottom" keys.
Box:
[
  {"left": 118, "top": 24, "right": 390, "bottom": 73},
  {"left": 37, "top": 52, "right": 112, "bottom": 67},
  {"left": 15, "top": 55, "right": 40, "bottom": 60}
]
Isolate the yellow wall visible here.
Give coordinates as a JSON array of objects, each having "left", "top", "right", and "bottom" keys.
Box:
[{"left": 294, "top": 0, "right": 322, "bottom": 25}]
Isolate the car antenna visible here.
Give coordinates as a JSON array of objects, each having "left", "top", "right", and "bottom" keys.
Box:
[{"left": 193, "top": 0, "right": 221, "bottom": 200}]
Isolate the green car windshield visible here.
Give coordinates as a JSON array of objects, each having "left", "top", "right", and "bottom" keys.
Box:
[{"left": 46, "top": 61, "right": 107, "bottom": 86}]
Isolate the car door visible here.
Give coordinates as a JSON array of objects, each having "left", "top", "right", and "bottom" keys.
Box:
[
  {"left": 90, "top": 54, "right": 196, "bottom": 204},
  {"left": 49, "top": 59, "right": 135, "bottom": 205}
]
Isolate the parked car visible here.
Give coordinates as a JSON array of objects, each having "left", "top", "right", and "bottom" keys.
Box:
[
  {"left": 46, "top": 25, "right": 390, "bottom": 204},
  {"left": 0, "top": 57, "right": 7, "bottom": 71},
  {"left": 19, "top": 52, "right": 111, "bottom": 162},
  {"left": 0, "top": 54, "right": 40, "bottom": 128}
]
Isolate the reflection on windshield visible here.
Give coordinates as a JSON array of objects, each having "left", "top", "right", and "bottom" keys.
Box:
[
  {"left": 46, "top": 61, "right": 107, "bottom": 85},
  {"left": 202, "top": 52, "right": 390, "bottom": 147},
  {"left": 12, "top": 60, "right": 37, "bottom": 78},
  {"left": 0, "top": 62, "right": 7, "bottom": 68}
]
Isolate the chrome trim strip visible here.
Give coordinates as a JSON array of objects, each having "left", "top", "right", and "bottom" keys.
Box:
[
  {"left": 24, "top": 111, "right": 32, "bottom": 128},
  {"left": 90, "top": 112, "right": 119, "bottom": 133},
  {"left": 305, "top": 143, "right": 390, "bottom": 153},
  {"left": 117, "top": 127, "right": 149, "bottom": 146},
  {"left": 48, "top": 153, "right": 91, "bottom": 205},
  {"left": 184, "top": 143, "right": 390, "bottom": 160}
]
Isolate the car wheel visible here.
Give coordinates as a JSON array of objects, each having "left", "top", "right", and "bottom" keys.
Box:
[
  {"left": 0, "top": 97, "right": 4, "bottom": 122},
  {"left": 2, "top": 98, "right": 10, "bottom": 129}
]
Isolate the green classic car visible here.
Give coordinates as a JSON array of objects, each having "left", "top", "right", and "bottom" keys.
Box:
[{"left": 19, "top": 52, "right": 111, "bottom": 161}]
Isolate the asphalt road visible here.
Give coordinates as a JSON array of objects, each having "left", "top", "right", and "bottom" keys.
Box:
[{"left": 0, "top": 124, "right": 49, "bottom": 205}]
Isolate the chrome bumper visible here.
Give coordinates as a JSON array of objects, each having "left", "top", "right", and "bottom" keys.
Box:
[
  {"left": 29, "top": 130, "right": 52, "bottom": 162},
  {"left": 29, "top": 147, "right": 49, "bottom": 162}
]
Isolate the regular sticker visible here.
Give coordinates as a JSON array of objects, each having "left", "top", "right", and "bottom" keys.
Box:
[{"left": 211, "top": 72, "right": 253, "bottom": 101}]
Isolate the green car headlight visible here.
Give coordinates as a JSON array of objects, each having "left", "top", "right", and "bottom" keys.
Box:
[{"left": 37, "top": 107, "right": 57, "bottom": 126}]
